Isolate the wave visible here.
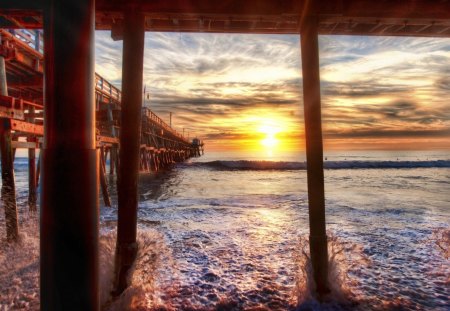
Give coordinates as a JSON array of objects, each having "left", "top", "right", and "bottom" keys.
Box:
[{"left": 185, "top": 159, "right": 450, "bottom": 171}]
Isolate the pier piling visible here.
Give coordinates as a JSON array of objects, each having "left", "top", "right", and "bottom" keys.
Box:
[
  {"left": 301, "top": 13, "right": 330, "bottom": 296},
  {"left": 27, "top": 138, "right": 37, "bottom": 211},
  {"left": 99, "top": 146, "right": 111, "bottom": 207},
  {"left": 41, "top": 0, "right": 99, "bottom": 309},
  {"left": 28, "top": 106, "right": 37, "bottom": 211},
  {"left": 0, "top": 119, "right": 19, "bottom": 242},
  {"left": 0, "top": 51, "right": 18, "bottom": 242},
  {"left": 114, "top": 8, "right": 145, "bottom": 295}
]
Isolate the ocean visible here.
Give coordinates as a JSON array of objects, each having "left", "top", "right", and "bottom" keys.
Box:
[{"left": 0, "top": 150, "right": 449, "bottom": 310}]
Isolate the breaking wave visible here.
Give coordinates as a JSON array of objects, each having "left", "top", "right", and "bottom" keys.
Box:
[{"left": 183, "top": 160, "right": 450, "bottom": 171}]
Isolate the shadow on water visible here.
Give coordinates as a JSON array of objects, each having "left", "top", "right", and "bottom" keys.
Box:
[{"left": 138, "top": 169, "right": 180, "bottom": 202}]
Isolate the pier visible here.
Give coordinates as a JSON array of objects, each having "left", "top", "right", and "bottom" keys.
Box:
[
  {"left": 0, "top": 0, "right": 449, "bottom": 309},
  {"left": 0, "top": 27, "right": 203, "bottom": 208}
]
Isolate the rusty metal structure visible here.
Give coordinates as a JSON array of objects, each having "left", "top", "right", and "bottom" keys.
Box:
[{"left": 0, "top": 0, "right": 449, "bottom": 309}]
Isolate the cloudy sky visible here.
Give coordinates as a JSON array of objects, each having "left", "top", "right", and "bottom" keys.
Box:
[{"left": 95, "top": 31, "right": 450, "bottom": 152}]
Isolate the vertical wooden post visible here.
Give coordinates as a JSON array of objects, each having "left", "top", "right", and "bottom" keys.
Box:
[
  {"left": 41, "top": 0, "right": 99, "bottom": 309},
  {"left": 0, "top": 119, "right": 19, "bottom": 242},
  {"left": 28, "top": 106, "right": 37, "bottom": 211},
  {"left": 99, "top": 146, "right": 111, "bottom": 207},
  {"left": 34, "top": 31, "right": 41, "bottom": 52},
  {"left": 0, "top": 45, "right": 19, "bottom": 242},
  {"left": 36, "top": 150, "right": 41, "bottom": 187},
  {"left": 110, "top": 146, "right": 116, "bottom": 175},
  {"left": 300, "top": 15, "right": 329, "bottom": 296},
  {"left": 0, "top": 52, "right": 7, "bottom": 96},
  {"left": 28, "top": 140, "right": 37, "bottom": 211},
  {"left": 114, "top": 9, "right": 145, "bottom": 295}
]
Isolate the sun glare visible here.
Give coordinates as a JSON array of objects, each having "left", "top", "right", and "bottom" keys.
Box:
[
  {"left": 259, "top": 123, "right": 281, "bottom": 149},
  {"left": 261, "top": 135, "right": 278, "bottom": 148}
]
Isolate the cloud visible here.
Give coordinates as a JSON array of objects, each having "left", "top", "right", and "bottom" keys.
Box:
[
  {"left": 325, "top": 128, "right": 450, "bottom": 139},
  {"left": 94, "top": 31, "right": 450, "bottom": 150}
]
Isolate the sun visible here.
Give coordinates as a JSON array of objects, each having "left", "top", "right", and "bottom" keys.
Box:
[{"left": 259, "top": 124, "right": 280, "bottom": 149}]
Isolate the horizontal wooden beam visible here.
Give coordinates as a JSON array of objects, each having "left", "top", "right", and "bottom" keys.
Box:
[
  {"left": 10, "top": 119, "right": 43, "bottom": 135},
  {"left": 97, "top": 135, "right": 119, "bottom": 144},
  {"left": 11, "top": 140, "right": 39, "bottom": 149},
  {"left": 1, "top": 1, "right": 450, "bottom": 36},
  {"left": 0, "top": 107, "right": 24, "bottom": 119}
]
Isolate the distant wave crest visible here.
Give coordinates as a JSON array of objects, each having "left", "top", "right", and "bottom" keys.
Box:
[{"left": 187, "top": 160, "right": 450, "bottom": 171}]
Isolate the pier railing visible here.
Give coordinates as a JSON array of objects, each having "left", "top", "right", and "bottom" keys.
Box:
[
  {"left": 0, "top": 28, "right": 195, "bottom": 148},
  {"left": 95, "top": 73, "right": 121, "bottom": 105}
]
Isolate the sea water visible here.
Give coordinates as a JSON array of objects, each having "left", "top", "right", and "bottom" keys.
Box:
[{"left": 0, "top": 150, "right": 449, "bottom": 310}]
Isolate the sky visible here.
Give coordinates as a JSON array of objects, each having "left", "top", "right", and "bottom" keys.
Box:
[{"left": 95, "top": 31, "right": 450, "bottom": 153}]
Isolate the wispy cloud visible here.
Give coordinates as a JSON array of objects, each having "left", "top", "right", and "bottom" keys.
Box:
[{"left": 95, "top": 31, "right": 450, "bottom": 150}]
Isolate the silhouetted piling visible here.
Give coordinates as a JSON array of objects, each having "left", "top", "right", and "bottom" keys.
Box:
[
  {"left": 27, "top": 140, "right": 37, "bottom": 211},
  {"left": 114, "top": 8, "right": 145, "bottom": 295},
  {"left": 99, "top": 147, "right": 111, "bottom": 207},
  {"left": 0, "top": 53, "right": 18, "bottom": 242},
  {"left": 28, "top": 106, "right": 37, "bottom": 211},
  {"left": 0, "top": 119, "right": 19, "bottom": 242},
  {"left": 41, "top": 0, "right": 99, "bottom": 309},
  {"left": 301, "top": 14, "right": 330, "bottom": 297}
]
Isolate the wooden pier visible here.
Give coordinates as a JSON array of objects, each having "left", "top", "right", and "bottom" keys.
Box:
[
  {"left": 1, "top": 0, "right": 449, "bottom": 309},
  {"left": 0, "top": 27, "right": 203, "bottom": 226}
]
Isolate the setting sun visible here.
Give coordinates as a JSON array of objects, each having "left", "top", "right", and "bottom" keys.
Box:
[{"left": 259, "top": 123, "right": 281, "bottom": 149}]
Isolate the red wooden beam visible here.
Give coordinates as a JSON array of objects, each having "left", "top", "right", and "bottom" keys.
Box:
[{"left": 9, "top": 119, "right": 43, "bottom": 135}]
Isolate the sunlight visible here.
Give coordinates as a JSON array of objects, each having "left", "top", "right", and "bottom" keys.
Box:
[
  {"left": 205, "top": 109, "right": 303, "bottom": 152},
  {"left": 259, "top": 122, "right": 281, "bottom": 149},
  {"left": 261, "top": 134, "right": 278, "bottom": 148}
]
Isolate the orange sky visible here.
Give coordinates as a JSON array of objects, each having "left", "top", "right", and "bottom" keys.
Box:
[{"left": 95, "top": 32, "right": 450, "bottom": 153}]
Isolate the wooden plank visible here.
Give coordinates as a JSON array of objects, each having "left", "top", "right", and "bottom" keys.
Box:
[
  {"left": 97, "top": 135, "right": 119, "bottom": 144},
  {"left": 9, "top": 119, "right": 44, "bottom": 135},
  {"left": 11, "top": 140, "right": 39, "bottom": 149},
  {"left": 0, "top": 107, "right": 24, "bottom": 119}
]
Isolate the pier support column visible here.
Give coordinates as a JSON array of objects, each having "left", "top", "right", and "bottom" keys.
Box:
[
  {"left": 0, "top": 119, "right": 19, "bottom": 242},
  {"left": 99, "top": 146, "right": 111, "bottom": 207},
  {"left": 28, "top": 138, "right": 37, "bottom": 211},
  {"left": 114, "top": 9, "right": 145, "bottom": 295},
  {"left": 110, "top": 146, "right": 116, "bottom": 175},
  {"left": 300, "top": 15, "right": 329, "bottom": 296},
  {"left": 0, "top": 47, "right": 19, "bottom": 242},
  {"left": 28, "top": 106, "right": 37, "bottom": 211},
  {"left": 41, "top": 0, "right": 98, "bottom": 309}
]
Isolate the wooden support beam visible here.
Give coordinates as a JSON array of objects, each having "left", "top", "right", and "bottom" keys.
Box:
[
  {"left": 0, "top": 44, "right": 19, "bottom": 241},
  {"left": 0, "top": 54, "right": 7, "bottom": 97},
  {"left": 11, "top": 140, "right": 39, "bottom": 149},
  {"left": 99, "top": 146, "right": 111, "bottom": 207},
  {"left": 109, "top": 145, "right": 116, "bottom": 175},
  {"left": 36, "top": 149, "right": 41, "bottom": 187},
  {"left": 97, "top": 135, "right": 119, "bottom": 144},
  {"left": 40, "top": 0, "right": 99, "bottom": 309},
  {"left": 10, "top": 119, "right": 44, "bottom": 135},
  {"left": 0, "top": 118, "right": 19, "bottom": 242},
  {"left": 28, "top": 142, "right": 37, "bottom": 211},
  {"left": 28, "top": 105, "right": 37, "bottom": 211},
  {"left": 114, "top": 8, "right": 145, "bottom": 295},
  {"left": 300, "top": 14, "right": 330, "bottom": 297}
]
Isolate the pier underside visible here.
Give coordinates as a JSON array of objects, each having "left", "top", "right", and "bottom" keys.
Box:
[{"left": 1, "top": 0, "right": 450, "bottom": 37}]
